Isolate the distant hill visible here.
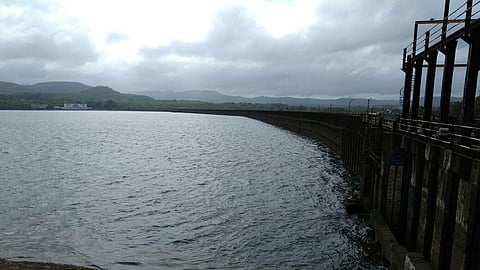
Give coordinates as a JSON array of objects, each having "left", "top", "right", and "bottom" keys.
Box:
[
  {"left": 79, "top": 86, "right": 155, "bottom": 103},
  {"left": 0, "top": 81, "right": 90, "bottom": 94},
  {"left": 141, "top": 90, "right": 250, "bottom": 103},
  {"left": 0, "top": 81, "right": 159, "bottom": 110},
  {"left": 28, "top": 81, "right": 90, "bottom": 93},
  {"left": 0, "top": 80, "right": 463, "bottom": 109},
  {"left": 141, "top": 90, "right": 464, "bottom": 108},
  {"left": 141, "top": 90, "right": 402, "bottom": 107},
  {"left": 0, "top": 81, "right": 33, "bottom": 94}
]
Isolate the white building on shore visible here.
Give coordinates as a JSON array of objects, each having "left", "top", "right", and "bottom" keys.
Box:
[{"left": 54, "top": 103, "right": 91, "bottom": 110}]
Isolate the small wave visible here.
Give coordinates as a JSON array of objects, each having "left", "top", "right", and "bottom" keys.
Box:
[
  {"left": 170, "top": 238, "right": 195, "bottom": 245},
  {"left": 116, "top": 261, "right": 142, "bottom": 266},
  {"left": 105, "top": 180, "right": 124, "bottom": 186},
  {"left": 88, "top": 264, "right": 107, "bottom": 270}
]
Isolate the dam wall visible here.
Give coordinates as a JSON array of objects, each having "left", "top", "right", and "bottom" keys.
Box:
[
  {"left": 366, "top": 123, "right": 480, "bottom": 270},
  {"left": 245, "top": 110, "right": 480, "bottom": 270}
]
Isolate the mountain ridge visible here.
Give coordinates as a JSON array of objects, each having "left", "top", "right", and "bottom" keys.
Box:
[
  {"left": 0, "top": 80, "right": 462, "bottom": 108},
  {"left": 139, "top": 89, "right": 461, "bottom": 108}
]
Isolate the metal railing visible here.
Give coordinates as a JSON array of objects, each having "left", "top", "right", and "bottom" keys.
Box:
[
  {"left": 398, "top": 118, "right": 480, "bottom": 147},
  {"left": 362, "top": 113, "right": 480, "bottom": 154},
  {"left": 403, "top": 0, "right": 480, "bottom": 66}
]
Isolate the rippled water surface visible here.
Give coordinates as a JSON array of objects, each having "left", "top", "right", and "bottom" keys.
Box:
[{"left": 0, "top": 111, "right": 384, "bottom": 269}]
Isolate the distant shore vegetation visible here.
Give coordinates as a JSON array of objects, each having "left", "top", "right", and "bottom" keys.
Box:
[{"left": 0, "top": 91, "right": 297, "bottom": 111}]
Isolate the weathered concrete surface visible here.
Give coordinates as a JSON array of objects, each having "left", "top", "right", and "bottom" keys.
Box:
[
  {"left": 404, "top": 252, "right": 433, "bottom": 270},
  {"left": 372, "top": 132, "right": 480, "bottom": 270},
  {"left": 371, "top": 210, "right": 407, "bottom": 270}
]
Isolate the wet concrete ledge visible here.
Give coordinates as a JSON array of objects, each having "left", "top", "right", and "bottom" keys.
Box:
[{"left": 371, "top": 210, "right": 433, "bottom": 270}]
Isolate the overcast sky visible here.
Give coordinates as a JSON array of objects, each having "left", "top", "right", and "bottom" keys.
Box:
[{"left": 0, "top": 0, "right": 471, "bottom": 99}]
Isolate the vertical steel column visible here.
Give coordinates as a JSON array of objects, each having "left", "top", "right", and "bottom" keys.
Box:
[
  {"left": 439, "top": 41, "right": 457, "bottom": 123},
  {"left": 424, "top": 51, "right": 438, "bottom": 122},
  {"left": 460, "top": 31, "right": 480, "bottom": 127},
  {"left": 402, "top": 57, "right": 413, "bottom": 119},
  {"left": 465, "top": 0, "right": 472, "bottom": 35},
  {"left": 411, "top": 60, "right": 423, "bottom": 120},
  {"left": 413, "top": 24, "right": 418, "bottom": 57},
  {"left": 442, "top": 0, "right": 450, "bottom": 44}
]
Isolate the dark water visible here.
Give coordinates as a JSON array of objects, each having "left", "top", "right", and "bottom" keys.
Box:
[{"left": 0, "top": 111, "right": 385, "bottom": 269}]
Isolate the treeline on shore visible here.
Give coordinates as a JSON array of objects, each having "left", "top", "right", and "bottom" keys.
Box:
[
  {"left": 1, "top": 81, "right": 479, "bottom": 121},
  {"left": 0, "top": 91, "right": 296, "bottom": 111}
]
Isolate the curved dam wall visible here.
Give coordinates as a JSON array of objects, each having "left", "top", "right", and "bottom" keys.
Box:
[{"left": 243, "top": 110, "right": 367, "bottom": 176}]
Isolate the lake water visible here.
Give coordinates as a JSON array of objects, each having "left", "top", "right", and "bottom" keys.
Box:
[{"left": 0, "top": 111, "right": 385, "bottom": 269}]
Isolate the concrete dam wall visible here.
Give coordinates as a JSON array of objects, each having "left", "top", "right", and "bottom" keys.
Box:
[{"left": 250, "top": 111, "right": 480, "bottom": 270}]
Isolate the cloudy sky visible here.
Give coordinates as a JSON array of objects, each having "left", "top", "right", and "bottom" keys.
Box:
[{"left": 0, "top": 0, "right": 471, "bottom": 98}]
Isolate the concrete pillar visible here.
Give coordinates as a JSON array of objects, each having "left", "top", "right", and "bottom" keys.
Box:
[
  {"left": 411, "top": 60, "right": 424, "bottom": 120},
  {"left": 460, "top": 30, "right": 480, "bottom": 127},
  {"left": 431, "top": 150, "right": 460, "bottom": 270},
  {"left": 417, "top": 144, "right": 440, "bottom": 261},
  {"left": 450, "top": 157, "right": 474, "bottom": 270},
  {"left": 439, "top": 41, "right": 457, "bottom": 123},
  {"left": 465, "top": 160, "right": 480, "bottom": 270},
  {"left": 423, "top": 51, "right": 438, "bottom": 122},
  {"left": 362, "top": 162, "right": 374, "bottom": 210},
  {"left": 405, "top": 141, "right": 426, "bottom": 250},
  {"left": 402, "top": 59, "right": 413, "bottom": 120},
  {"left": 398, "top": 137, "right": 413, "bottom": 244}
]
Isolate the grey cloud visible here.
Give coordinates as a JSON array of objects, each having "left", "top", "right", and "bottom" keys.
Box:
[
  {"left": 0, "top": 31, "right": 97, "bottom": 66},
  {"left": 106, "top": 32, "right": 130, "bottom": 44},
  {"left": 0, "top": 59, "right": 49, "bottom": 84},
  {"left": 1, "top": 0, "right": 464, "bottom": 98},
  {"left": 136, "top": 3, "right": 416, "bottom": 97},
  {"left": 0, "top": 1, "right": 98, "bottom": 68}
]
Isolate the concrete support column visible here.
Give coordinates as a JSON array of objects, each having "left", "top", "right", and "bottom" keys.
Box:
[
  {"left": 402, "top": 59, "right": 413, "bottom": 120},
  {"left": 411, "top": 60, "right": 424, "bottom": 120},
  {"left": 417, "top": 144, "right": 439, "bottom": 260},
  {"left": 465, "top": 160, "right": 480, "bottom": 270},
  {"left": 431, "top": 150, "right": 460, "bottom": 270},
  {"left": 423, "top": 51, "right": 438, "bottom": 122},
  {"left": 405, "top": 142, "right": 425, "bottom": 250},
  {"left": 460, "top": 30, "right": 480, "bottom": 127},
  {"left": 439, "top": 41, "right": 458, "bottom": 123},
  {"left": 398, "top": 137, "right": 412, "bottom": 244},
  {"left": 450, "top": 157, "right": 474, "bottom": 270}
]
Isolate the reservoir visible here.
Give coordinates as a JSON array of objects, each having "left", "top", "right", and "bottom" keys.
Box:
[{"left": 0, "top": 111, "right": 385, "bottom": 269}]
